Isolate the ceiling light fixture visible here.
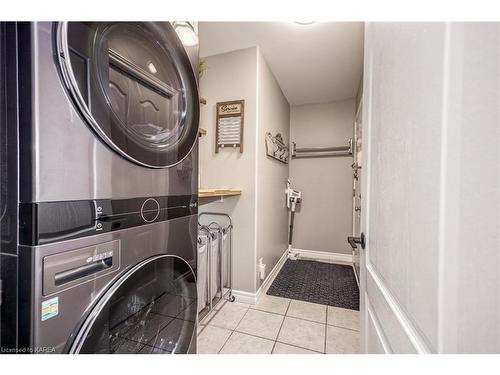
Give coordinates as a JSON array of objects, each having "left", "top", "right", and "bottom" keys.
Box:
[
  {"left": 173, "top": 21, "right": 199, "bottom": 47},
  {"left": 294, "top": 21, "right": 317, "bottom": 25},
  {"left": 147, "top": 62, "right": 157, "bottom": 74}
]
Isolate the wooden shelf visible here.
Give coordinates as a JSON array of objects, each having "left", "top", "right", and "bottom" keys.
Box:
[{"left": 198, "top": 189, "right": 242, "bottom": 198}]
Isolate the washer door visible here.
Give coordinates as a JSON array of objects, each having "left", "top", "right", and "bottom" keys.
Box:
[
  {"left": 70, "top": 255, "right": 197, "bottom": 354},
  {"left": 56, "top": 22, "right": 199, "bottom": 168}
]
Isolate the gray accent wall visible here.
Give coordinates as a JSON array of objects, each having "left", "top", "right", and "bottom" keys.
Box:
[
  {"left": 255, "top": 51, "right": 290, "bottom": 289},
  {"left": 289, "top": 100, "right": 355, "bottom": 255},
  {"left": 199, "top": 47, "right": 290, "bottom": 294},
  {"left": 198, "top": 47, "right": 259, "bottom": 293}
]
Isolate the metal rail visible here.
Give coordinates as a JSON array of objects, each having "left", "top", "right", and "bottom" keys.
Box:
[
  {"left": 291, "top": 139, "right": 353, "bottom": 159},
  {"left": 197, "top": 225, "right": 215, "bottom": 311},
  {"left": 198, "top": 212, "right": 235, "bottom": 318},
  {"left": 293, "top": 151, "right": 352, "bottom": 158},
  {"left": 295, "top": 145, "right": 350, "bottom": 153}
]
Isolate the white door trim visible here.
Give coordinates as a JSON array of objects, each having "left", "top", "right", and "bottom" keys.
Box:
[
  {"left": 366, "top": 299, "right": 392, "bottom": 353},
  {"left": 366, "top": 264, "right": 432, "bottom": 353}
]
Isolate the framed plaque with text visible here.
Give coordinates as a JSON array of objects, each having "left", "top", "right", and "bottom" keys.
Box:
[{"left": 215, "top": 100, "right": 244, "bottom": 153}]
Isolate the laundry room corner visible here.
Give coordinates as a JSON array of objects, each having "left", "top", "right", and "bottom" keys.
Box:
[{"left": 3, "top": 3, "right": 500, "bottom": 364}]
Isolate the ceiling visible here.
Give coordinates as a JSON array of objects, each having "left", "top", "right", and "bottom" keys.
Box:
[{"left": 199, "top": 22, "right": 364, "bottom": 105}]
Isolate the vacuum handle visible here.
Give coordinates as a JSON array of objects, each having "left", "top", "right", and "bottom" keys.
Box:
[{"left": 347, "top": 232, "right": 366, "bottom": 249}]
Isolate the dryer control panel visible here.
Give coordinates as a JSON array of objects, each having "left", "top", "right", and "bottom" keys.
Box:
[{"left": 19, "top": 194, "right": 198, "bottom": 246}]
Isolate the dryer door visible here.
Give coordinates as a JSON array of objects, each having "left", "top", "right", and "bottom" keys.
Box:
[
  {"left": 70, "top": 255, "right": 197, "bottom": 354},
  {"left": 56, "top": 22, "right": 199, "bottom": 168}
]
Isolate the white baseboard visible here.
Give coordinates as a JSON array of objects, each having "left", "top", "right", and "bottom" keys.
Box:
[
  {"left": 231, "top": 249, "right": 288, "bottom": 305},
  {"left": 230, "top": 289, "right": 257, "bottom": 305},
  {"left": 291, "top": 248, "right": 353, "bottom": 264},
  {"left": 256, "top": 249, "right": 288, "bottom": 301}
]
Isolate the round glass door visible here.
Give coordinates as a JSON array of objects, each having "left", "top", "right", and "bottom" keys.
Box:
[
  {"left": 56, "top": 22, "right": 199, "bottom": 168},
  {"left": 71, "top": 255, "right": 197, "bottom": 354}
]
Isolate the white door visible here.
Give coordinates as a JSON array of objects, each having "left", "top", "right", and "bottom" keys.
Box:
[{"left": 360, "top": 22, "right": 500, "bottom": 354}]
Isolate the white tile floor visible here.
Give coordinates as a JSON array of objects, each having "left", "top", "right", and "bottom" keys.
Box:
[{"left": 198, "top": 279, "right": 360, "bottom": 354}]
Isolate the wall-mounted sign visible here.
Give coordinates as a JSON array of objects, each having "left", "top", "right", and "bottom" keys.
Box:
[
  {"left": 265, "top": 132, "right": 289, "bottom": 164},
  {"left": 216, "top": 100, "right": 244, "bottom": 153},
  {"left": 219, "top": 102, "right": 243, "bottom": 115}
]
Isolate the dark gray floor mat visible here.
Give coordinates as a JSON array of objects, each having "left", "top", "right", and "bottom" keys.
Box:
[{"left": 266, "top": 259, "right": 359, "bottom": 310}]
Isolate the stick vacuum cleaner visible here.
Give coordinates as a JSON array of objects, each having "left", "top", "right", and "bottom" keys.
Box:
[{"left": 286, "top": 180, "right": 302, "bottom": 259}]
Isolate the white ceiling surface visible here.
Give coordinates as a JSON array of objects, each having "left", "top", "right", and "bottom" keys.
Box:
[{"left": 199, "top": 22, "right": 364, "bottom": 105}]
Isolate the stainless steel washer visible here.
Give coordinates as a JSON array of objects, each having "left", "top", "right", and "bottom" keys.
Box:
[{"left": 20, "top": 211, "right": 198, "bottom": 354}]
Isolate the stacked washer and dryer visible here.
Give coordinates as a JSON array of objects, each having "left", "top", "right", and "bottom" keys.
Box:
[{"left": 14, "top": 22, "right": 200, "bottom": 353}]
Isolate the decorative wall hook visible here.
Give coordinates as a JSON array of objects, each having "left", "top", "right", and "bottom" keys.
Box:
[{"left": 265, "top": 132, "right": 289, "bottom": 164}]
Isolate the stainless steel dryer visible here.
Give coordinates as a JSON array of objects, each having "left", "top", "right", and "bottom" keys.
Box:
[
  {"left": 19, "top": 21, "right": 199, "bottom": 202},
  {"left": 13, "top": 21, "right": 200, "bottom": 354}
]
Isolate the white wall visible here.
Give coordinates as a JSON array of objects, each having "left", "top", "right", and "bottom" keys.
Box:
[
  {"left": 438, "top": 22, "right": 500, "bottom": 353},
  {"left": 198, "top": 47, "right": 258, "bottom": 293},
  {"left": 255, "top": 51, "right": 290, "bottom": 289},
  {"left": 289, "top": 100, "right": 355, "bottom": 255},
  {"left": 199, "top": 47, "right": 290, "bottom": 294}
]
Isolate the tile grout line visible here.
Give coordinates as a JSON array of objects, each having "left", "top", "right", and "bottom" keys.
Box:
[
  {"left": 326, "top": 306, "right": 361, "bottom": 332},
  {"left": 231, "top": 330, "right": 279, "bottom": 345},
  {"left": 251, "top": 299, "right": 330, "bottom": 325},
  {"left": 273, "top": 340, "right": 325, "bottom": 354},
  {"left": 203, "top": 302, "right": 248, "bottom": 327},
  {"left": 327, "top": 323, "right": 360, "bottom": 333},
  {"left": 224, "top": 298, "right": 331, "bottom": 353},
  {"left": 286, "top": 314, "right": 328, "bottom": 325},
  {"left": 229, "top": 323, "right": 324, "bottom": 354},
  {"left": 201, "top": 301, "right": 234, "bottom": 354},
  {"left": 249, "top": 303, "right": 290, "bottom": 316},
  {"left": 204, "top": 295, "right": 357, "bottom": 354},
  {"left": 217, "top": 305, "right": 251, "bottom": 354},
  {"left": 324, "top": 305, "right": 328, "bottom": 354},
  {"left": 241, "top": 299, "right": 332, "bottom": 353},
  {"left": 217, "top": 329, "right": 235, "bottom": 354},
  {"left": 275, "top": 301, "right": 327, "bottom": 354},
  {"left": 199, "top": 300, "right": 226, "bottom": 327},
  {"left": 271, "top": 298, "right": 292, "bottom": 354},
  {"left": 231, "top": 302, "right": 279, "bottom": 351}
]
